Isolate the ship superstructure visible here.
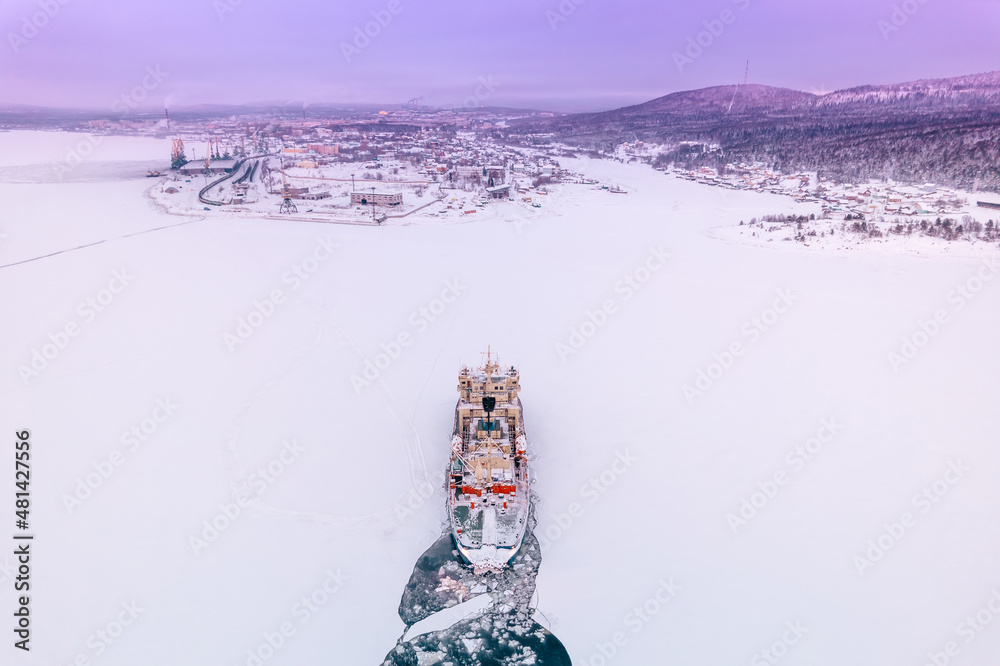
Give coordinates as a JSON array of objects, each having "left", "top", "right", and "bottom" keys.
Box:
[{"left": 448, "top": 349, "right": 529, "bottom": 572}]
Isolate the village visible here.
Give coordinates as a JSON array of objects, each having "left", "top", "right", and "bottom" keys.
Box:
[
  {"left": 688, "top": 160, "right": 1000, "bottom": 253},
  {"left": 601, "top": 140, "right": 1000, "bottom": 253},
  {"left": 607, "top": 138, "right": 1000, "bottom": 217},
  {"left": 670, "top": 162, "right": 979, "bottom": 219}
]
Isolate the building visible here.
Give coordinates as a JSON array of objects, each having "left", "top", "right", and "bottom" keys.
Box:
[
  {"left": 283, "top": 186, "right": 330, "bottom": 200},
  {"left": 307, "top": 144, "right": 339, "bottom": 155},
  {"left": 350, "top": 192, "right": 403, "bottom": 207},
  {"left": 484, "top": 165, "right": 512, "bottom": 200},
  {"left": 486, "top": 182, "right": 512, "bottom": 199},
  {"left": 178, "top": 159, "right": 237, "bottom": 176},
  {"left": 485, "top": 165, "right": 505, "bottom": 183}
]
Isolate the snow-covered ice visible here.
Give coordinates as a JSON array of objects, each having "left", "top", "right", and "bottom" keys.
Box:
[
  {"left": 403, "top": 595, "right": 494, "bottom": 643},
  {"left": 1, "top": 132, "right": 999, "bottom": 665}
]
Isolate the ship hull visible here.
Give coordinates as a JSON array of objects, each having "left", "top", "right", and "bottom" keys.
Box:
[
  {"left": 447, "top": 357, "right": 529, "bottom": 572},
  {"left": 452, "top": 530, "right": 526, "bottom": 572}
]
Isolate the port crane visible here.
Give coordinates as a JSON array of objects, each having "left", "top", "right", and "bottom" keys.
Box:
[
  {"left": 170, "top": 138, "right": 187, "bottom": 169},
  {"left": 278, "top": 167, "right": 297, "bottom": 214}
]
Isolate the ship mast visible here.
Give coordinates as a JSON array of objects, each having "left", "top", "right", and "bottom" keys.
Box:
[
  {"left": 481, "top": 345, "right": 497, "bottom": 378},
  {"left": 480, "top": 345, "right": 498, "bottom": 490},
  {"left": 482, "top": 394, "right": 496, "bottom": 487}
]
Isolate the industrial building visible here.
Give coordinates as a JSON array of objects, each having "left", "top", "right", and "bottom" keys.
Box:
[
  {"left": 307, "top": 144, "right": 339, "bottom": 155},
  {"left": 178, "top": 159, "right": 237, "bottom": 176},
  {"left": 279, "top": 185, "right": 331, "bottom": 200},
  {"left": 350, "top": 192, "right": 403, "bottom": 207}
]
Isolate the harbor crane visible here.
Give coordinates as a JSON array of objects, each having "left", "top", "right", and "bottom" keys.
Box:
[
  {"left": 278, "top": 168, "right": 297, "bottom": 214},
  {"left": 170, "top": 138, "right": 187, "bottom": 169}
]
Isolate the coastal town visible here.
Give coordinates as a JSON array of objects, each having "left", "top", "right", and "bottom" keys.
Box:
[
  {"left": 105, "top": 106, "right": 587, "bottom": 223},
  {"left": 41, "top": 106, "right": 1000, "bottom": 249}
]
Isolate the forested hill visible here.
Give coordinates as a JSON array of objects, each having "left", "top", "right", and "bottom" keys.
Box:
[{"left": 513, "top": 72, "right": 1000, "bottom": 191}]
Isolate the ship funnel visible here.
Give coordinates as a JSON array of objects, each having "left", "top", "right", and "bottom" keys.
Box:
[{"left": 482, "top": 396, "right": 496, "bottom": 432}]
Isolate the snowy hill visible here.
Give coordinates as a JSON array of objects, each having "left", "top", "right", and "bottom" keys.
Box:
[
  {"left": 519, "top": 71, "right": 1000, "bottom": 192},
  {"left": 619, "top": 84, "right": 817, "bottom": 115},
  {"left": 818, "top": 71, "right": 1000, "bottom": 108}
]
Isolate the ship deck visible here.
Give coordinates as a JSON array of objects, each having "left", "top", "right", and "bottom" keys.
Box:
[{"left": 449, "top": 411, "right": 529, "bottom": 564}]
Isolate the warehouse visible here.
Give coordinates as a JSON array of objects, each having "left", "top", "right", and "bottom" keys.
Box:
[
  {"left": 178, "top": 159, "right": 237, "bottom": 176},
  {"left": 350, "top": 192, "right": 403, "bottom": 207}
]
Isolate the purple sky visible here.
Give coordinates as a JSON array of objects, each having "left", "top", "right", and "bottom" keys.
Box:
[{"left": 2, "top": 0, "right": 999, "bottom": 112}]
